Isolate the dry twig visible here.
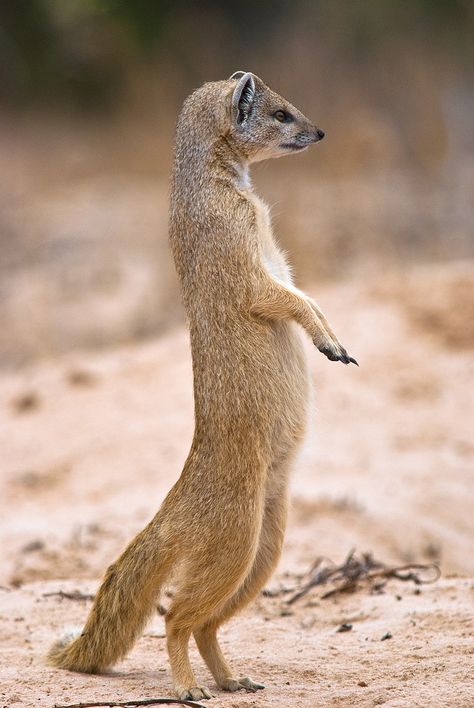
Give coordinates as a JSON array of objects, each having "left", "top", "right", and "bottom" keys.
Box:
[
  {"left": 282, "top": 549, "right": 440, "bottom": 604},
  {"left": 53, "top": 699, "right": 207, "bottom": 708},
  {"left": 43, "top": 590, "right": 95, "bottom": 601}
]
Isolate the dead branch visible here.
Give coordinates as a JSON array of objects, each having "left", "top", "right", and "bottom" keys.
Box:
[
  {"left": 284, "top": 549, "right": 440, "bottom": 604},
  {"left": 53, "top": 698, "right": 207, "bottom": 708},
  {"left": 43, "top": 590, "right": 95, "bottom": 601}
]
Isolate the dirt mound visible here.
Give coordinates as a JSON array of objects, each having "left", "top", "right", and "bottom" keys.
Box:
[{"left": 374, "top": 262, "right": 474, "bottom": 349}]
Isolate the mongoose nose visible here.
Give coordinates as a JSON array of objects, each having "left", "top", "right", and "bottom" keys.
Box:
[{"left": 316, "top": 129, "right": 325, "bottom": 140}]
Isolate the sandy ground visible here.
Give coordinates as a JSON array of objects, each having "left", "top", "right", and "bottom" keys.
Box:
[{"left": 1, "top": 263, "right": 473, "bottom": 707}]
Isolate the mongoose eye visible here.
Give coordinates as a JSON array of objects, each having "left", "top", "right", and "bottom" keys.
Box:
[{"left": 274, "top": 110, "right": 293, "bottom": 123}]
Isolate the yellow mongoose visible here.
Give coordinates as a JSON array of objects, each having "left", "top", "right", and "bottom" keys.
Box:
[{"left": 48, "top": 71, "right": 357, "bottom": 700}]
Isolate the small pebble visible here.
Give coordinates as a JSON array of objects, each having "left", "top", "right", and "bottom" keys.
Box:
[
  {"left": 21, "top": 540, "right": 44, "bottom": 553},
  {"left": 336, "top": 623, "right": 353, "bottom": 633},
  {"left": 66, "top": 369, "right": 97, "bottom": 387},
  {"left": 11, "top": 392, "right": 40, "bottom": 414},
  {"left": 381, "top": 631, "right": 392, "bottom": 641}
]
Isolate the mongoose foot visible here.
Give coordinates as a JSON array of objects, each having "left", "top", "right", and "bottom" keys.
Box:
[
  {"left": 317, "top": 343, "right": 358, "bottom": 366},
  {"left": 239, "top": 676, "right": 265, "bottom": 691},
  {"left": 220, "top": 676, "right": 265, "bottom": 692},
  {"left": 178, "top": 685, "right": 213, "bottom": 700}
]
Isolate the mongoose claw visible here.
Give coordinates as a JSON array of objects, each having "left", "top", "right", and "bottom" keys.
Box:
[
  {"left": 339, "top": 348, "right": 359, "bottom": 366},
  {"left": 318, "top": 344, "right": 358, "bottom": 366},
  {"left": 179, "top": 685, "right": 213, "bottom": 700}
]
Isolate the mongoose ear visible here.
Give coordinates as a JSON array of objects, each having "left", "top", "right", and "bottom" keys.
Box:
[
  {"left": 231, "top": 72, "right": 255, "bottom": 125},
  {"left": 229, "top": 70, "right": 247, "bottom": 80}
]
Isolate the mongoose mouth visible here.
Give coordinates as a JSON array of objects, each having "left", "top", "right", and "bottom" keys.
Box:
[
  {"left": 280, "top": 143, "right": 308, "bottom": 151},
  {"left": 281, "top": 130, "right": 325, "bottom": 152}
]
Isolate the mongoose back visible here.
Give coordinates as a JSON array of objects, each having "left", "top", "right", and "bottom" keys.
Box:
[{"left": 48, "top": 71, "right": 357, "bottom": 700}]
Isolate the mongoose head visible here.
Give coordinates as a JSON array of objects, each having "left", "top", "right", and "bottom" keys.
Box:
[{"left": 225, "top": 70, "right": 324, "bottom": 163}]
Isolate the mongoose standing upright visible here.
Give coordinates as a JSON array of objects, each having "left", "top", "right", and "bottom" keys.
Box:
[{"left": 48, "top": 71, "right": 357, "bottom": 700}]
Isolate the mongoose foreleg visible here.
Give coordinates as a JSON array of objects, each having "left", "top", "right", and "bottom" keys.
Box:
[{"left": 251, "top": 276, "right": 358, "bottom": 365}]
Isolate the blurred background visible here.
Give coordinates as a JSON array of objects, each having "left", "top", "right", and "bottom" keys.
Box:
[
  {"left": 1, "top": 0, "right": 473, "bottom": 366},
  {"left": 1, "top": 0, "right": 474, "bottom": 643}
]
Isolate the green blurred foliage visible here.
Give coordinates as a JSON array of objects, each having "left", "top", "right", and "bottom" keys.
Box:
[{"left": 0, "top": 0, "right": 472, "bottom": 110}]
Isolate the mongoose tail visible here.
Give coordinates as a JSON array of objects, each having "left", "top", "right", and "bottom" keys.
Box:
[{"left": 48, "top": 520, "right": 170, "bottom": 673}]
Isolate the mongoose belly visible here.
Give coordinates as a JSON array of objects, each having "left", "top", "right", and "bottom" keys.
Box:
[
  {"left": 191, "top": 316, "right": 309, "bottom": 459},
  {"left": 266, "top": 320, "right": 310, "bottom": 449}
]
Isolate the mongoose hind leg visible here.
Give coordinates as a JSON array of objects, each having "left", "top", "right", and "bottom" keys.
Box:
[
  {"left": 194, "top": 485, "right": 288, "bottom": 692},
  {"left": 166, "top": 526, "right": 261, "bottom": 699}
]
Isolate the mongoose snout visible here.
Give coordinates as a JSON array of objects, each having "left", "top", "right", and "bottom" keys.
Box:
[{"left": 283, "top": 128, "right": 325, "bottom": 151}]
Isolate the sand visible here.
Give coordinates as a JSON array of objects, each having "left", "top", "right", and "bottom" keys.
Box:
[{"left": 1, "top": 264, "right": 473, "bottom": 707}]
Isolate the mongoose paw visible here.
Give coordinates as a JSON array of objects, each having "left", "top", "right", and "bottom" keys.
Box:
[
  {"left": 179, "top": 685, "right": 213, "bottom": 700},
  {"left": 220, "top": 676, "right": 265, "bottom": 692},
  {"left": 238, "top": 676, "right": 265, "bottom": 691},
  {"left": 317, "top": 343, "right": 358, "bottom": 366}
]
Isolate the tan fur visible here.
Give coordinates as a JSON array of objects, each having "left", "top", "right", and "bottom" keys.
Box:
[{"left": 47, "top": 71, "right": 356, "bottom": 700}]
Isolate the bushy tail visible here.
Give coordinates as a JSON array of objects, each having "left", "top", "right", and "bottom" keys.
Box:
[{"left": 48, "top": 519, "right": 172, "bottom": 673}]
